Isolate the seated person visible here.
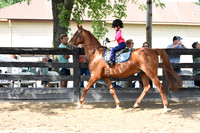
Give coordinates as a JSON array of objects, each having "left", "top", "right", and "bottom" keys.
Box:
[
  {"left": 123, "top": 39, "right": 135, "bottom": 88},
  {"left": 192, "top": 41, "right": 200, "bottom": 87},
  {"left": 138, "top": 42, "right": 153, "bottom": 88},
  {"left": 46, "top": 55, "right": 53, "bottom": 71},
  {"left": 28, "top": 67, "right": 37, "bottom": 75},
  {"left": 38, "top": 57, "right": 50, "bottom": 87}
]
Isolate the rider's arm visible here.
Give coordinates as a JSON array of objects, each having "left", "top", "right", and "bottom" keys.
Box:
[
  {"left": 110, "top": 39, "right": 116, "bottom": 42},
  {"left": 110, "top": 31, "right": 121, "bottom": 42}
]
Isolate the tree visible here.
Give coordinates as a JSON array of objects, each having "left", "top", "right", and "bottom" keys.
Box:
[
  {"left": 195, "top": 0, "right": 200, "bottom": 5},
  {"left": 52, "top": 0, "right": 74, "bottom": 48}
]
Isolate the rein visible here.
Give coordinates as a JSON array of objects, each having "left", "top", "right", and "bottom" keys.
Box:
[
  {"left": 70, "top": 29, "right": 101, "bottom": 62},
  {"left": 88, "top": 45, "right": 101, "bottom": 61},
  {"left": 71, "top": 29, "right": 82, "bottom": 49}
]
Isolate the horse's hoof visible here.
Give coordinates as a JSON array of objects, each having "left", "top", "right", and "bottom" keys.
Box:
[
  {"left": 133, "top": 103, "right": 139, "bottom": 109},
  {"left": 115, "top": 105, "right": 122, "bottom": 110},
  {"left": 77, "top": 102, "right": 83, "bottom": 109},
  {"left": 163, "top": 106, "right": 168, "bottom": 113}
]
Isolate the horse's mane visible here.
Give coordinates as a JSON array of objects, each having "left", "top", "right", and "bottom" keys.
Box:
[{"left": 83, "top": 29, "right": 101, "bottom": 46}]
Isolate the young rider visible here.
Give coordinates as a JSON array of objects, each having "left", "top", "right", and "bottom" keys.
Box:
[{"left": 106, "top": 19, "right": 126, "bottom": 66}]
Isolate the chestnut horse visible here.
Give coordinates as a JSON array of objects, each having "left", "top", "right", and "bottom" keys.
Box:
[{"left": 68, "top": 26, "right": 182, "bottom": 112}]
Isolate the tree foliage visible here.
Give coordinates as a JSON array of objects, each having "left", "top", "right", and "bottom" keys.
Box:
[
  {"left": 195, "top": 0, "right": 200, "bottom": 5},
  {"left": 0, "top": 0, "right": 29, "bottom": 8}
]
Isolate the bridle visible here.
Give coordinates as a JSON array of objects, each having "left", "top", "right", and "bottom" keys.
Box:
[
  {"left": 70, "top": 29, "right": 82, "bottom": 49},
  {"left": 70, "top": 29, "right": 100, "bottom": 61}
]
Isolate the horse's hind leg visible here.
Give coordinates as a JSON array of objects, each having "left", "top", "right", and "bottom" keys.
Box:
[
  {"left": 78, "top": 76, "right": 98, "bottom": 108},
  {"left": 150, "top": 76, "right": 168, "bottom": 112},
  {"left": 134, "top": 72, "right": 151, "bottom": 108},
  {"left": 103, "top": 78, "right": 120, "bottom": 109}
]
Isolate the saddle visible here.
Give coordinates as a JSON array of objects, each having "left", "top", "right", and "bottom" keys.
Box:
[{"left": 104, "top": 47, "right": 133, "bottom": 63}]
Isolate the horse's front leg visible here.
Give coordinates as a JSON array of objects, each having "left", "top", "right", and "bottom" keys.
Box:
[
  {"left": 78, "top": 76, "right": 98, "bottom": 108},
  {"left": 103, "top": 78, "right": 121, "bottom": 109}
]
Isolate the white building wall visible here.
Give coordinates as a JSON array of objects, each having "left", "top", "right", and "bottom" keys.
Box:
[
  {"left": 0, "top": 22, "right": 10, "bottom": 47},
  {"left": 152, "top": 25, "right": 200, "bottom": 49},
  {"left": 12, "top": 21, "right": 53, "bottom": 47},
  {"left": 0, "top": 21, "right": 53, "bottom": 48}
]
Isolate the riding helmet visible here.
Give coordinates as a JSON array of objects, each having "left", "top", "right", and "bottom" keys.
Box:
[{"left": 112, "top": 19, "right": 124, "bottom": 28}]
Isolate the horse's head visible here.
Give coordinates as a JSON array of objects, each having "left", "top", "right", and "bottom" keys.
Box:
[{"left": 68, "top": 25, "right": 84, "bottom": 48}]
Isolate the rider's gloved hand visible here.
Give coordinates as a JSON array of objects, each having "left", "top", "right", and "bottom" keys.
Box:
[{"left": 106, "top": 38, "right": 110, "bottom": 43}]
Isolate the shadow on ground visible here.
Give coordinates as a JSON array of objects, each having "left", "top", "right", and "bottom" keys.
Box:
[{"left": 0, "top": 101, "right": 199, "bottom": 120}]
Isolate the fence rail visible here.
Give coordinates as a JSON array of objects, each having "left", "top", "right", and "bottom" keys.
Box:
[{"left": 0, "top": 47, "right": 200, "bottom": 101}]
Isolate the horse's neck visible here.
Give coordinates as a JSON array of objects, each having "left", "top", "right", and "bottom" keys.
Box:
[
  {"left": 84, "top": 39, "right": 100, "bottom": 60},
  {"left": 82, "top": 30, "right": 101, "bottom": 60}
]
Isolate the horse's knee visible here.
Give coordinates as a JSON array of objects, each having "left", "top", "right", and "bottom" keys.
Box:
[
  {"left": 83, "top": 87, "right": 90, "bottom": 93},
  {"left": 142, "top": 84, "right": 151, "bottom": 92},
  {"left": 110, "top": 89, "right": 115, "bottom": 95},
  {"left": 157, "top": 85, "right": 165, "bottom": 93},
  {"left": 143, "top": 89, "right": 148, "bottom": 93}
]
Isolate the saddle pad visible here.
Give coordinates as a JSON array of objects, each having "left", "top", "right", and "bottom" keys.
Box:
[{"left": 104, "top": 48, "right": 132, "bottom": 63}]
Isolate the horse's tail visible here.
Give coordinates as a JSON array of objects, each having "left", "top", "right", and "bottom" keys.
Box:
[{"left": 155, "top": 49, "right": 182, "bottom": 91}]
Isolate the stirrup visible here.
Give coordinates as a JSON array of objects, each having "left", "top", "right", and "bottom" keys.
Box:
[{"left": 107, "top": 60, "right": 115, "bottom": 66}]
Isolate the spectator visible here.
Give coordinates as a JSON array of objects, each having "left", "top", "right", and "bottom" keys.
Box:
[
  {"left": 12, "top": 54, "right": 21, "bottom": 60},
  {"left": 142, "top": 41, "right": 150, "bottom": 48},
  {"left": 0, "top": 69, "right": 2, "bottom": 87},
  {"left": 27, "top": 67, "right": 37, "bottom": 75},
  {"left": 58, "top": 34, "right": 70, "bottom": 87},
  {"left": 138, "top": 41, "right": 153, "bottom": 88},
  {"left": 167, "top": 36, "right": 186, "bottom": 74},
  {"left": 46, "top": 55, "right": 53, "bottom": 71},
  {"left": 126, "top": 39, "right": 134, "bottom": 49},
  {"left": 123, "top": 39, "right": 135, "bottom": 88},
  {"left": 192, "top": 41, "right": 200, "bottom": 87},
  {"left": 38, "top": 57, "right": 50, "bottom": 87},
  {"left": 78, "top": 44, "right": 93, "bottom": 88},
  {"left": 79, "top": 54, "right": 91, "bottom": 87}
]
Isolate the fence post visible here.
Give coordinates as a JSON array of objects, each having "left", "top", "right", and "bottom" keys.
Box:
[{"left": 73, "top": 48, "right": 80, "bottom": 102}]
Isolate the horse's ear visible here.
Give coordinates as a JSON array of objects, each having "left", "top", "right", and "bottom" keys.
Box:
[{"left": 77, "top": 25, "right": 83, "bottom": 30}]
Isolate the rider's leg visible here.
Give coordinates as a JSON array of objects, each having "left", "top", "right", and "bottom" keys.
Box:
[{"left": 110, "top": 42, "right": 126, "bottom": 62}]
